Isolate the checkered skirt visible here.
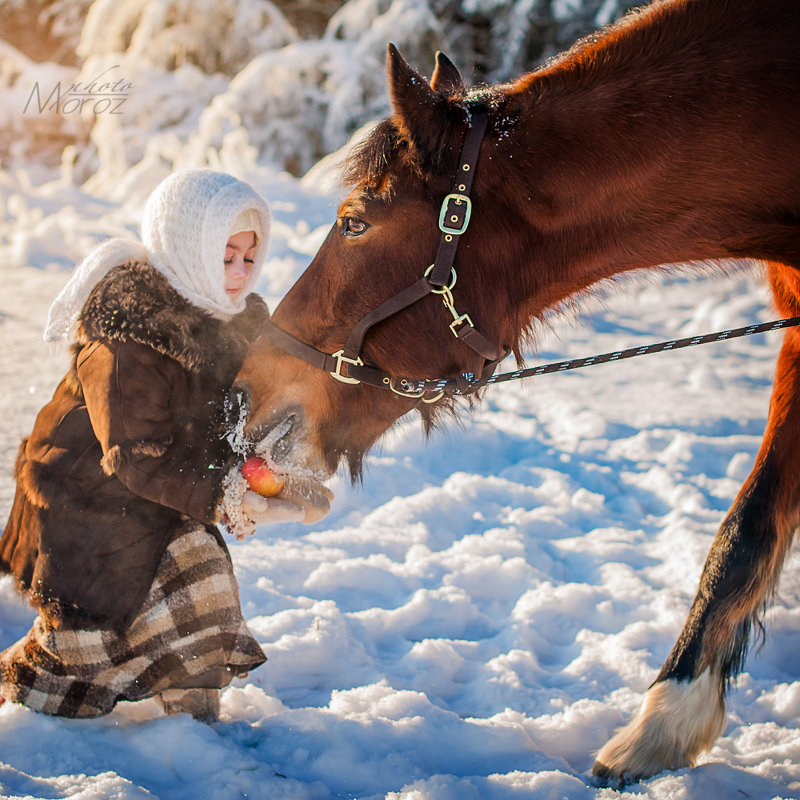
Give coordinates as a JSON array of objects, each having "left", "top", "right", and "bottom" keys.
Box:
[{"left": 0, "top": 523, "right": 266, "bottom": 718}]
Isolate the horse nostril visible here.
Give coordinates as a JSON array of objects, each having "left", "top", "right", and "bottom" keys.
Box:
[
  {"left": 247, "top": 407, "right": 300, "bottom": 466},
  {"left": 269, "top": 411, "right": 296, "bottom": 463}
]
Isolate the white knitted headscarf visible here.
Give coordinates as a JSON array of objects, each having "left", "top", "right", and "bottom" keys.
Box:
[{"left": 44, "top": 169, "right": 271, "bottom": 341}]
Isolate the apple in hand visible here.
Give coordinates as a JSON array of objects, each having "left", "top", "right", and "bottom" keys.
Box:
[{"left": 241, "top": 456, "right": 285, "bottom": 497}]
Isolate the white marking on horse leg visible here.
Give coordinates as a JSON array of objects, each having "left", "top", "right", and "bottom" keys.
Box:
[{"left": 592, "top": 668, "right": 726, "bottom": 784}]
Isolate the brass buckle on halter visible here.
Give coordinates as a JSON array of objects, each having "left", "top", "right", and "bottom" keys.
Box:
[
  {"left": 437, "top": 285, "right": 475, "bottom": 338},
  {"left": 439, "top": 193, "right": 472, "bottom": 235},
  {"left": 330, "top": 350, "right": 363, "bottom": 384},
  {"left": 449, "top": 313, "right": 475, "bottom": 337}
]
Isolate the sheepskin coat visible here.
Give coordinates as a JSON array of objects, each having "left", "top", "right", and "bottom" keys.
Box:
[{"left": 0, "top": 261, "right": 268, "bottom": 629}]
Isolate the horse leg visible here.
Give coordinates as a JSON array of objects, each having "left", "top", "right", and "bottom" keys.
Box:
[{"left": 592, "top": 325, "right": 800, "bottom": 784}]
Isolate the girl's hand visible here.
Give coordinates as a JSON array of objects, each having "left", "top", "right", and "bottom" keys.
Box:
[
  {"left": 241, "top": 490, "right": 305, "bottom": 524},
  {"left": 220, "top": 464, "right": 333, "bottom": 539}
]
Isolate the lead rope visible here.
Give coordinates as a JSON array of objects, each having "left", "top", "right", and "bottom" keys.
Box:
[{"left": 394, "top": 315, "right": 800, "bottom": 396}]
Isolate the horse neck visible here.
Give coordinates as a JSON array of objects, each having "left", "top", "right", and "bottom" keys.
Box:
[{"left": 495, "top": 0, "right": 800, "bottom": 320}]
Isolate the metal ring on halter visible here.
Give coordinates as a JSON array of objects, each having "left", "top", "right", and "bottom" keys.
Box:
[
  {"left": 421, "top": 390, "right": 445, "bottom": 404},
  {"left": 384, "top": 376, "right": 445, "bottom": 404},
  {"left": 384, "top": 376, "right": 425, "bottom": 399},
  {"left": 424, "top": 264, "right": 457, "bottom": 295}
]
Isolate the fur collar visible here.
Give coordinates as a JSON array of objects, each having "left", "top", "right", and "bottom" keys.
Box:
[{"left": 75, "top": 260, "right": 268, "bottom": 372}]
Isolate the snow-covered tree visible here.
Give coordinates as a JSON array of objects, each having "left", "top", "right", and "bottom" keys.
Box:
[{"left": 0, "top": 0, "right": 639, "bottom": 178}]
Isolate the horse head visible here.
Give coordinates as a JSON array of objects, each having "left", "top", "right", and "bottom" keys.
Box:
[
  {"left": 235, "top": 4, "right": 800, "bottom": 485},
  {"left": 235, "top": 46, "right": 533, "bottom": 480}
]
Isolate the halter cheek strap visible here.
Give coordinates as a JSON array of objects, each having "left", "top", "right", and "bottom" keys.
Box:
[{"left": 259, "top": 107, "right": 508, "bottom": 400}]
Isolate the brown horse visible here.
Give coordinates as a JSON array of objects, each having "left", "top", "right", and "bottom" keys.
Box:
[{"left": 234, "top": 0, "right": 800, "bottom": 784}]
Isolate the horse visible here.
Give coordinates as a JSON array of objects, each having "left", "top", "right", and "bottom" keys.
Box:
[{"left": 233, "top": 0, "right": 800, "bottom": 783}]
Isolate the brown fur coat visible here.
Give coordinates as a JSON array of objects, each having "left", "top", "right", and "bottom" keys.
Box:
[{"left": 0, "top": 261, "right": 268, "bottom": 629}]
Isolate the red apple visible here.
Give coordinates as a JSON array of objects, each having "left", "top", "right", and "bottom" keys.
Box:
[{"left": 241, "top": 456, "right": 285, "bottom": 497}]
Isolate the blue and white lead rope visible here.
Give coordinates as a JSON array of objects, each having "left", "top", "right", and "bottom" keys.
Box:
[{"left": 396, "top": 316, "right": 800, "bottom": 397}]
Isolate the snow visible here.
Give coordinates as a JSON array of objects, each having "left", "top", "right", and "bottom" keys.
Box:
[
  {"left": 3, "top": 173, "right": 800, "bottom": 800},
  {"left": 2, "top": 3, "right": 800, "bottom": 798}
]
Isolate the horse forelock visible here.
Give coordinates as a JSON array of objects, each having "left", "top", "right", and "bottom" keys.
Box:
[{"left": 342, "top": 118, "right": 404, "bottom": 191}]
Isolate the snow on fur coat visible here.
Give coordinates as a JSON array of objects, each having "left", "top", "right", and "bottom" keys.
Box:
[{"left": 0, "top": 260, "right": 268, "bottom": 630}]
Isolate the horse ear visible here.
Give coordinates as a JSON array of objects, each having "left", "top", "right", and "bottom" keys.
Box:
[
  {"left": 430, "top": 51, "right": 464, "bottom": 98},
  {"left": 387, "top": 43, "right": 439, "bottom": 116},
  {"left": 386, "top": 44, "right": 456, "bottom": 165}
]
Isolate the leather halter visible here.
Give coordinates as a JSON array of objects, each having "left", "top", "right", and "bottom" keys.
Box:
[{"left": 259, "top": 107, "right": 507, "bottom": 402}]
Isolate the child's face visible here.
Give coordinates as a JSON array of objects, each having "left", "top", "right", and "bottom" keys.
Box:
[{"left": 225, "top": 231, "right": 257, "bottom": 300}]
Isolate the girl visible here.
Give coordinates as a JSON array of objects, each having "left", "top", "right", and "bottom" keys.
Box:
[{"left": 0, "top": 168, "right": 313, "bottom": 721}]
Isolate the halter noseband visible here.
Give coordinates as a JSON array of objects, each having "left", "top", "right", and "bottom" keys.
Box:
[{"left": 259, "top": 107, "right": 507, "bottom": 402}]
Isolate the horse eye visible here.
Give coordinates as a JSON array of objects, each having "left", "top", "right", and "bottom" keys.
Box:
[{"left": 342, "top": 217, "right": 369, "bottom": 237}]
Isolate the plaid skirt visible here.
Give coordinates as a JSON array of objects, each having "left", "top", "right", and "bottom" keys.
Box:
[{"left": 0, "top": 522, "right": 266, "bottom": 718}]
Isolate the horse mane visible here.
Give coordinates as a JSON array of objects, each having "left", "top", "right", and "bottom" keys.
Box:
[
  {"left": 346, "top": 0, "right": 781, "bottom": 195},
  {"left": 342, "top": 118, "right": 404, "bottom": 191},
  {"left": 524, "top": 0, "right": 776, "bottom": 99},
  {"left": 341, "top": 1, "right": 668, "bottom": 192}
]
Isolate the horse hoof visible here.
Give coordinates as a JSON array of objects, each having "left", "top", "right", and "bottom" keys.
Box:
[{"left": 592, "top": 670, "right": 726, "bottom": 785}]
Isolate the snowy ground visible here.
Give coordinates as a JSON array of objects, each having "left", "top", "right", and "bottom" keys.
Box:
[{"left": 2, "top": 163, "right": 800, "bottom": 800}]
